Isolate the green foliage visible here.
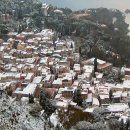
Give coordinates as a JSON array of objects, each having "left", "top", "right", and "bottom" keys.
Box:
[
  {"left": 109, "top": 89, "right": 113, "bottom": 102},
  {"left": 108, "top": 119, "right": 120, "bottom": 130},
  {"left": 28, "top": 94, "right": 34, "bottom": 104},
  {"left": 39, "top": 90, "right": 56, "bottom": 117},
  {"left": 0, "top": 0, "right": 43, "bottom": 33},
  {"left": 120, "top": 119, "right": 124, "bottom": 130},
  {"left": 73, "top": 89, "right": 83, "bottom": 106},
  {"left": 94, "top": 57, "right": 98, "bottom": 73},
  {"left": 92, "top": 107, "right": 105, "bottom": 122},
  {"left": 74, "top": 121, "right": 106, "bottom": 130},
  {"left": 58, "top": 106, "right": 94, "bottom": 129},
  {"left": 44, "top": 7, "right": 130, "bottom": 66},
  {"left": 0, "top": 24, "right": 9, "bottom": 34}
]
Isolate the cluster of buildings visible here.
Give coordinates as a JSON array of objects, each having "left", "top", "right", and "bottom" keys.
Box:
[{"left": 0, "top": 28, "right": 130, "bottom": 116}]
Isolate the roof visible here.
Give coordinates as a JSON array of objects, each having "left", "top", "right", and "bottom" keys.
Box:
[
  {"left": 86, "top": 93, "right": 93, "bottom": 103},
  {"left": 100, "top": 95, "right": 109, "bottom": 99},
  {"left": 85, "top": 57, "right": 106, "bottom": 65},
  {"left": 22, "top": 83, "right": 37, "bottom": 95},
  {"left": 32, "top": 76, "right": 42, "bottom": 84},
  {"left": 56, "top": 101, "right": 68, "bottom": 108},
  {"left": 44, "top": 88, "right": 58, "bottom": 98},
  {"left": 44, "top": 75, "right": 51, "bottom": 81},
  {"left": 84, "top": 108, "right": 94, "bottom": 113},
  {"left": 123, "top": 80, "right": 130, "bottom": 88},
  {"left": 92, "top": 97, "right": 99, "bottom": 106},
  {"left": 25, "top": 73, "right": 33, "bottom": 80},
  {"left": 54, "top": 9, "right": 63, "bottom": 14},
  {"left": 83, "top": 65, "right": 93, "bottom": 73},
  {"left": 14, "top": 83, "right": 37, "bottom": 96},
  {"left": 113, "top": 91, "right": 122, "bottom": 97},
  {"left": 52, "top": 79, "right": 62, "bottom": 85},
  {"left": 106, "top": 103, "right": 129, "bottom": 112},
  {"left": 96, "top": 73, "right": 103, "bottom": 79}
]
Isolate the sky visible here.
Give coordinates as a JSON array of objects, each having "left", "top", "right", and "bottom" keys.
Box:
[{"left": 43, "top": 0, "right": 130, "bottom": 11}]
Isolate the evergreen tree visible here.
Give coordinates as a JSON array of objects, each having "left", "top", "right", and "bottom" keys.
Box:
[
  {"left": 28, "top": 94, "right": 34, "bottom": 104},
  {"left": 126, "top": 119, "right": 130, "bottom": 130},
  {"left": 73, "top": 89, "right": 83, "bottom": 106},
  {"left": 120, "top": 119, "right": 124, "bottom": 130},
  {"left": 39, "top": 90, "right": 56, "bottom": 117},
  {"left": 94, "top": 57, "right": 98, "bottom": 73},
  {"left": 79, "top": 46, "right": 81, "bottom": 55},
  {"left": 97, "top": 94, "right": 101, "bottom": 106},
  {"left": 71, "top": 43, "right": 73, "bottom": 48},
  {"left": 39, "top": 90, "right": 47, "bottom": 108},
  {"left": 109, "top": 89, "right": 113, "bottom": 103}
]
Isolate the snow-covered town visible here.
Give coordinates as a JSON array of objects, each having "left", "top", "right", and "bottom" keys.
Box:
[
  {"left": 0, "top": 27, "right": 130, "bottom": 130},
  {"left": 1, "top": 1, "right": 130, "bottom": 130}
]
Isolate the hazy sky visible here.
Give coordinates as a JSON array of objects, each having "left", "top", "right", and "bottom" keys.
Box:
[{"left": 43, "top": 0, "right": 130, "bottom": 11}]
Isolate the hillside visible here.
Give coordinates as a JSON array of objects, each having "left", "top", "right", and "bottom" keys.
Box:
[{"left": 0, "top": 1, "right": 130, "bottom": 66}]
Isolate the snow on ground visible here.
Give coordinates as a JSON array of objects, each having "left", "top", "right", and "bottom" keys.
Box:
[
  {"left": 50, "top": 113, "right": 59, "bottom": 127},
  {"left": 0, "top": 94, "right": 46, "bottom": 130}
]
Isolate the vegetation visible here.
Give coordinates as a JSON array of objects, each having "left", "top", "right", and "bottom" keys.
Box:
[
  {"left": 0, "top": 0, "right": 44, "bottom": 35},
  {"left": 73, "top": 121, "right": 106, "bottom": 130},
  {"left": 73, "top": 89, "right": 83, "bottom": 106},
  {"left": 39, "top": 90, "right": 56, "bottom": 117},
  {"left": 58, "top": 106, "right": 94, "bottom": 129},
  {"left": 28, "top": 94, "right": 34, "bottom": 104},
  {"left": 109, "top": 89, "right": 113, "bottom": 102},
  {"left": 44, "top": 7, "right": 130, "bottom": 67}
]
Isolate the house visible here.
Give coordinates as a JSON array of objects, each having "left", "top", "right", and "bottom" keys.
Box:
[
  {"left": 92, "top": 97, "right": 99, "bottom": 106},
  {"left": 123, "top": 80, "right": 130, "bottom": 91},
  {"left": 44, "top": 88, "right": 58, "bottom": 98},
  {"left": 82, "top": 57, "right": 112, "bottom": 72},
  {"left": 98, "top": 62, "right": 113, "bottom": 72},
  {"left": 112, "top": 91, "right": 122, "bottom": 103},
  {"left": 74, "top": 53, "right": 80, "bottom": 63},
  {"left": 85, "top": 93, "right": 93, "bottom": 105},
  {"left": 24, "top": 73, "right": 34, "bottom": 83},
  {"left": 81, "top": 90, "right": 88, "bottom": 99},
  {"left": 16, "top": 34, "right": 26, "bottom": 41},
  {"left": 121, "top": 92, "right": 128, "bottom": 102},
  {"left": 121, "top": 67, "right": 130, "bottom": 75},
  {"left": 56, "top": 65, "right": 69, "bottom": 75},
  {"left": 83, "top": 65, "right": 94, "bottom": 73},
  {"left": 52, "top": 79, "right": 62, "bottom": 88},
  {"left": 62, "top": 87, "right": 76, "bottom": 99},
  {"left": 83, "top": 73, "right": 92, "bottom": 81},
  {"left": 1, "top": 14, "right": 13, "bottom": 23},
  {"left": 43, "top": 74, "right": 55, "bottom": 88},
  {"left": 95, "top": 72, "right": 103, "bottom": 82},
  {"left": 106, "top": 103, "right": 129, "bottom": 113},
  {"left": 62, "top": 73, "right": 73, "bottom": 87},
  {"left": 13, "top": 83, "right": 38, "bottom": 97},
  {"left": 55, "top": 100, "right": 69, "bottom": 109},
  {"left": 8, "top": 32, "right": 18, "bottom": 38},
  {"left": 32, "top": 76, "right": 42, "bottom": 84},
  {"left": 100, "top": 95, "right": 110, "bottom": 104},
  {"left": 73, "top": 64, "right": 81, "bottom": 75},
  {"left": 41, "top": 3, "right": 49, "bottom": 16}
]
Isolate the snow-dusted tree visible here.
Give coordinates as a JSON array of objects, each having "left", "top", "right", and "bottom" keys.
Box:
[
  {"left": 73, "top": 89, "right": 83, "bottom": 106},
  {"left": 109, "top": 89, "right": 113, "bottom": 103},
  {"left": 75, "top": 121, "right": 92, "bottom": 130},
  {"left": 28, "top": 94, "right": 34, "bottom": 104},
  {"left": 39, "top": 90, "right": 56, "bottom": 117},
  {"left": 108, "top": 119, "right": 120, "bottom": 130}
]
